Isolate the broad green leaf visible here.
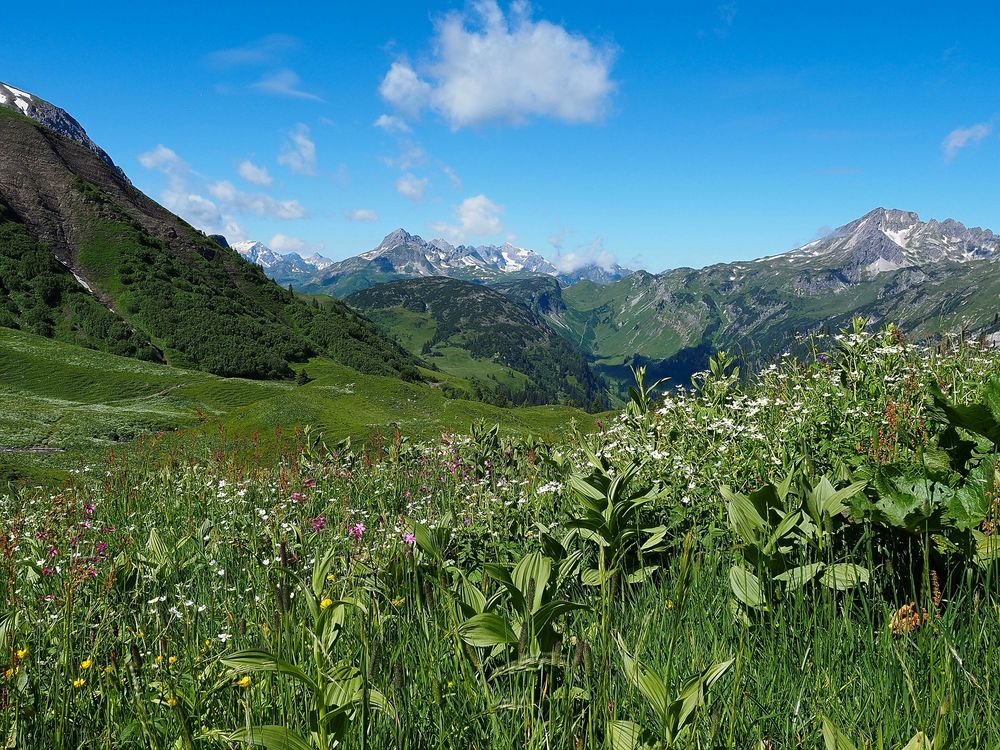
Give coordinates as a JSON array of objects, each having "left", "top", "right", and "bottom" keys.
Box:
[
  {"left": 665, "top": 659, "right": 734, "bottom": 742},
  {"left": 625, "top": 565, "right": 659, "bottom": 585},
  {"left": 222, "top": 650, "right": 318, "bottom": 694},
  {"left": 901, "top": 732, "right": 933, "bottom": 750},
  {"left": 723, "top": 486, "right": 766, "bottom": 546},
  {"left": 457, "top": 613, "right": 517, "bottom": 648},
  {"left": 532, "top": 600, "right": 588, "bottom": 633},
  {"left": 223, "top": 725, "right": 314, "bottom": 750},
  {"left": 310, "top": 549, "right": 337, "bottom": 599},
  {"left": 820, "top": 715, "right": 860, "bottom": 750},
  {"left": 615, "top": 634, "right": 668, "bottom": 721},
  {"left": 819, "top": 564, "right": 869, "bottom": 591},
  {"left": 146, "top": 528, "right": 171, "bottom": 567},
  {"left": 607, "top": 719, "right": 644, "bottom": 750},
  {"left": 512, "top": 552, "right": 552, "bottom": 614},
  {"left": 774, "top": 562, "right": 825, "bottom": 591},
  {"left": 729, "top": 566, "right": 767, "bottom": 610},
  {"left": 586, "top": 563, "right": 611, "bottom": 588}
]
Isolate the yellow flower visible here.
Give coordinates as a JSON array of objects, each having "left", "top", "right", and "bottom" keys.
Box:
[
  {"left": 391, "top": 596, "right": 405, "bottom": 607},
  {"left": 73, "top": 678, "right": 87, "bottom": 688},
  {"left": 447, "top": 681, "right": 455, "bottom": 688},
  {"left": 237, "top": 675, "right": 252, "bottom": 688},
  {"left": 4, "top": 667, "right": 15, "bottom": 680},
  {"left": 666, "top": 599, "right": 674, "bottom": 609},
  {"left": 168, "top": 655, "right": 178, "bottom": 665},
  {"left": 326, "top": 574, "right": 335, "bottom": 582},
  {"left": 166, "top": 696, "right": 179, "bottom": 707},
  {"left": 320, "top": 598, "right": 333, "bottom": 610},
  {"left": 80, "top": 659, "right": 93, "bottom": 670},
  {"left": 155, "top": 655, "right": 164, "bottom": 664},
  {"left": 15, "top": 648, "right": 28, "bottom": 661}
]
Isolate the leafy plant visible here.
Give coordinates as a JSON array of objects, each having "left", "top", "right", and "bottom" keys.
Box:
[
  {"left": 611, "top": 634, "right": 733, "bottom": 749},
  {"left": 724, "top": 472, "right": 869, "bottom": 620}
]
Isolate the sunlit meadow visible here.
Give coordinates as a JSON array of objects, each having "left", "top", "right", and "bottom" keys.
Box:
[{"left": 3, "top": 322, "right": 999, "bottom": 749}]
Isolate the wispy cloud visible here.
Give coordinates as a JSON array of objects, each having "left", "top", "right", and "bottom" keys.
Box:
[
  {"left": 278, "top": 123, "right": 318, "bottom": 175},
  {"left": 269, "top": 233, "right": 324, "bottom": 254},
  {"left": 208, "top": 180, "right": 307, "bottom": 220},
  {"left": 549, "top": 237, "right": 618, "bottom": 273},
  {"left": 429, "top": 194, "right": 504, "bottom": 243},
  {"left": 205, "top": 35, "right": 300, "bottom": 67},
  {"left": 942, "top": 122, "right": 993, "bottom": 162},
  {"left": 252, "top": 69, "right": 323, "bottom": 101},
  {"left": 237, "top": 159, "right": 272, "bottom": 186},
  {"left": 373, "top": 113, "right": 412, "bottom": 134},
  {"left": 395, "top": 173, "right": 429, "bottom": 202},
  {"left": 346, "top": 208, "right": 379, "bottom": 223},
  {"left": 138, "top": 145, "right": 185, "bottom": 173},
  {"left": 379, "top": 0, "right": 616, "bottom": 129}
]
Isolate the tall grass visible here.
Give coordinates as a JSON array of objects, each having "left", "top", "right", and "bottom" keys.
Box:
[{"left": 2, "top": 323, "right": 998, "bottom": 748}]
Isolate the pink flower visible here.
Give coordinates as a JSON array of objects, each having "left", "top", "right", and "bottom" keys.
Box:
[
  {"left": 84, "top": 503, "right": 96, "bottom": 516},
  {"left": 348, "top": 522, "right": 366, "bottom": 541},
  {"left": 303, "top": 477, "right": 317, "bottom": 488},
  {"left": 291, "top": 492, "right": 304, "bottom": 501},
  {"left": 403, "top": 532, "right": 416, "bottom": 545},
  {"left": 311, "top": 516, "right": 327, "bottom": 532}
]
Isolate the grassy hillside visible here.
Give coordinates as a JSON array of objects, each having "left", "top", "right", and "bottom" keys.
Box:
[
  {"left": 0, "top": 327, "right": 598, "bottom": 482},
  {"left": 347, "top": 277, "right": 606, "bottom": 408},
  {"left": 0, "top": 106, "right": 420, "bottom": 382}
]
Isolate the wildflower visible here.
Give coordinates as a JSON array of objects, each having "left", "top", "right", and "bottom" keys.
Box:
[
  {"left": 166, "top": 696, "right": 179, "bottom": 707},
  {"left": 4, "top": 667, "right": 16, "bottom": 680},
  {"left": 326, "top": 574, "right": 335, "bottom": 582},
  {"left": 391, "top": 596, "right": 405, "bottom": 607},
  {"left": 15, "top": 648, "right": 28, "bottom": 660},
  {"left": 80, "top": 659, "right": 93, "bottom": 670},
  {"left": 320, "top": 598, "right": 334, "bottom": 610},
  {"left": 237, "top": 675, "right": 252, "bottom": 688},
  {"left": 348, "top": 522, "right": 366, "bottom": 541},
  {"left": 291, "top": 492, "right": 304, "bottom": 501},
  {"left": 168, "top": 655, "right": 178, "bottom": 665},
  {"left": 403, "top": 532, "right": 416, "bottom": 545},
  {"left": 311, "top": 516, "right": 327, "bottom": 532},
  {"left": 73, "top": 678, "right": 87, "bottom": 688}
]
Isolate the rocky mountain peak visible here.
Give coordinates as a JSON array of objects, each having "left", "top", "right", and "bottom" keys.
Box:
[{"left": 0, "top": 81, "right": 126, "bottom": 180}]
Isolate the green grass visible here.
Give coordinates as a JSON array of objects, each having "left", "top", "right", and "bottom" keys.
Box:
[
  {"left": 2, "top": 323, "right": 998, "bottom": 748},
  {"left": 0, "top": 327, "right": 597, "bottom": 481}
]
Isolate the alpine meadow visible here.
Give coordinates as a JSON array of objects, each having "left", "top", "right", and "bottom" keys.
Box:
[{"left": 3, "top": 4, "right": 1000, "bottom": 749}]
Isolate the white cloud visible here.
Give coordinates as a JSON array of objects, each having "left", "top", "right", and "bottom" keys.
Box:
[
  {"left": 138, "top": 145, "right": 185, "bottom": 173},
  {"left": 396, "top": 173, "right": 429, "bottom": 202},
  {"left": 942, "top": 122, "right": 993, "bottom": 162},
  {"left": 379, "top": 62, "right": 433, "bottom": 117},
  {"left": 252, "top": 69, "right": 323, "bottom": 101},
  {"left": 237, "top": 159, "right": 272, "bottom": 186},
  {"left": 278, "top": 123, "right": 317, "bottom": 175},
  {"left": 379, "top": 1, "right": 616, "bottom": 128},
  {"left": 373, "top": 114, "right": 412, "bottom": 134},
  {"left": 346, "top": 208, "right": 379, "bottom": 222},
  {"left": 209, "top": 180, "right": 307, "bottom": 220},
  {"left": 205, "top": 35, "right": 300, "bottom": 67},
  {"left": 429, "top": 194, "right": 504, "bottom": 243},
  {"left": 440, "top": 164, "right": 462, "bottom": 188},
  {"left": 268, "top": 233, "right": 324, "bottom": 254},
  {"left": 549, "top": 237, "right": 618, "bottom": 272}
]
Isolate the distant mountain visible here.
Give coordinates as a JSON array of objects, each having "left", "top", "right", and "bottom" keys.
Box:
[
  {"left": 557, "top": 207, "right": 1000, "bottom": 390},
  {"left": 246, "top": 228, "right": 632, "bottom": 296},
  {"left": 347, "top": 277, "right": 606, "bottom": 408},
  {"left": 0, "top": 81, "right": 419, "bottom": 381}
]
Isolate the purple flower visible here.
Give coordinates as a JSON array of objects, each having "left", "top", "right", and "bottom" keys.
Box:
[
  {"left": 403, "top": 532, "right": 416, "bottom": 545},
  {"left": 291, "top": 492, "right": 304, "bottom": 501},
  {"left": 348, "top": 522, "right": 366, "bottom": 541},
  {"left": 311, "top": 516, "right": 327, "bottom": 532}
]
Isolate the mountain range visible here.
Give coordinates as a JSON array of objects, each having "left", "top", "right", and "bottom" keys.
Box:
[
  {"left": 234, "top": 228, "right": 633, "bottom": 296},
  {"left": 4, "top": 78, "right": 1000, "bottom": 410}
]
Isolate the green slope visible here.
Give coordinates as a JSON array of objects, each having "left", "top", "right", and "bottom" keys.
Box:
[
  {"left": 0, "top": 327, "right": 597, "bottom": 482},
  {"left": 0, "top": 105, "right": 419, "bottom": 382},
  {"left": 346, "top": 277, "right": 607, "bottom": 408}
]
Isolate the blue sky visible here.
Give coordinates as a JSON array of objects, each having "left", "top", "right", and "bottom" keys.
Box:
[{"left": 2, "top": 1, "right": 998, "bottom": 271}]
